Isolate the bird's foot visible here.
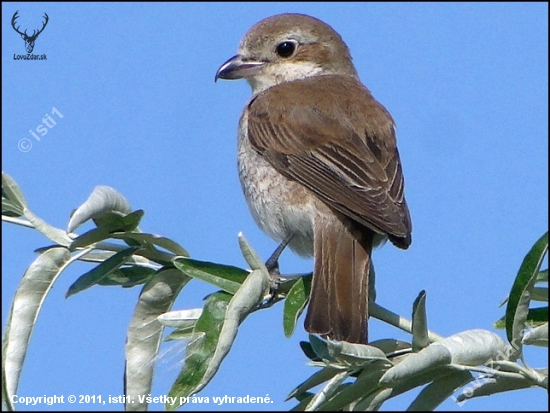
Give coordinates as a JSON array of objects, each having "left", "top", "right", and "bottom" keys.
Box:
[{"left": 260, "top": 234, "right": 294, "bottom": 308}]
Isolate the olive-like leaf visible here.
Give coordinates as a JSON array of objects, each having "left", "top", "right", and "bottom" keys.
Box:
[
  {"left": 158, "top": 309, "right": 203, "bottom": 328},
  {"left": 407, "top": 370, "right": 473, "bottom": 411},
  {"left": 173, "top": 257, "right": 249, "bottom": 294},
  {"left": 327, "top": 340, "right": 390, "bottom": 367},
  {"left": 317, "top": 365, "right": 388, "bottom": 411},
  {"left": 192, "top": 268, "right": 269, "bottom": 395},
  {"left": 283, "top": 276, "right": 311, "bottom": 338},
  {"left": 411, "top": 290, "right": 429, "bottom": 352},
  {"left": 167, "top": 292, "right": 232, "bottom": 410},
  {"left": 305, "top": 370, "right": 350, "bottom": 411},
  {"left": 438, "top": 329, "right": 510, "bottom": 366},
  {"left": 23, "top": 208, "right": 72, "bottom": 246},
  {"left": 98, "top": 266, "right": 155, "bottom": 287},
  {"left": 505, "top": 232, "right": 548, "bottom": 355},
  {"left": 380, "top": 343, "right": 451, "bottom": 385},
  {"left": 238, "top": 232, "right": 269, "bottom": 273},
  {"left": 454, "top": 372, "right": 540, "bottom": 402},
  {"left": 2, "top": 172, "right": 27, "bottom": 216},
  {"left": 522, "top": 323, "right": 548, "bottom": 347},
  {"left": 125, "top": 268, "right": 191, "bottom": 411},
  {"left": 113, "top": 232, "right": 189, "bottom": 257},
  {"left": 68, "top": 185, "right": 132, "bottom": 233},
  {"left": 380, "top": 329, "right": 507, "bottom": 385},
  {"left": 286, "top": 366, "right": 345, "bottom": 401},
  {"left": 66, "top": 247, "right": 139, "bottom": 297},
  {"left": 2, "top": 247, "right": 71, "bottom": 409}
]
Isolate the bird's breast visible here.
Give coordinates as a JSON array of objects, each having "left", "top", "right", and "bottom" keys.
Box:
[{"left": 237, "top": 110, "right": 320, "bottom": 257}]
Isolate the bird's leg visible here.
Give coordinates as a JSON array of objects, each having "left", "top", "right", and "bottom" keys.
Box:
[{"left": 261, "top": 233, "right": 294, "bottom": 307}]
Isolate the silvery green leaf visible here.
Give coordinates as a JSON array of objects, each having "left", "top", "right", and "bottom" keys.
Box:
[
  {"left": 505, "top": 232, "right": 548, "bottom": 357},
  {"left": 309, "top": 335, "right": 332, "bottom": 362},
  {"left": 23, "top": 207, "right": 72, "bottom": 246},
  {"left": 316, "top": 365, "right": 388, "bottom": 411},
  {"left": 2, "top": 172, "right": 27, "bottom": 215},
  {"left": 286, "top": 366, "right": 344, "bottom": 401},
  {"left": 438, "top": 329, "right": 510, "bottom": 365},
  {"left": 305, "top": 370, "right": 350, "bottom": 411},
  {"left": 166, "top": 292, "right": 231, "bottom": 409},
  {"left": 68, "top": 185, "right": 131, "bottom": 233},
  {"left": 327, "top": 340, "right": 390, "bottom": 367},
  {"left": 454, "top": 373, "right": 537, "bottom": 402},
  {"left": 113, "top": 232, "right": 189, "bottom": 257},
  {"left": 354, "top": 387, "right": 393, "bottom": 411},
  {"left": 125, "top": 268, "right": 190, "bottom": 411},
  {"left": 522, "top": 323, "right": 548, "bottom": 347},
  {"left": 173, "top": 257, "right": 248, "bottom": 295},
  {"left": 2, "top": 247, "right": 71, "bottom": 409},
  {"left": 369, "top": 339, "right": 412, "bottom": 358},
  {"left": 411, "top": 290, "right": 429, "bottom": 352},
  {"left": 531, "top": 287, "right": 548, "bottom": 302},
  {"left": 238, "top": 232, "right": 269, "bottom": 273},
  {"left": 380, "top": 343, "right": 451, "bottom": 385},
  {"left": 407, "top": 370, "right": 473, "bottom": 411},
  {"left": 193, "top": 268, "right": 269, "bottom": 395},
  {"left": 158, "top": 309, "right": 203, "bottom": 328}
]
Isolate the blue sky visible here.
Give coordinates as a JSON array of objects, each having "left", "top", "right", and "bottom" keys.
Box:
[{"left": 2, "top": 2, "right": 548, "bottom": 411}]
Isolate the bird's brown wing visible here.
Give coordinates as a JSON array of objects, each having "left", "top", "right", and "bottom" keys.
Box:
[{"left": 247, "top": 74, "right": 412, "bottom": 248}]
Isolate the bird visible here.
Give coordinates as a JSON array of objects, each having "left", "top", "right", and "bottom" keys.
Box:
[{"left": 215, "top": 13, "right": 412, "bottom": 344}]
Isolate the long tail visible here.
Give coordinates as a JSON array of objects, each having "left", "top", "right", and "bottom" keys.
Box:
[{"left": 304, "top": 215, "right": 372, "bottom": 344}]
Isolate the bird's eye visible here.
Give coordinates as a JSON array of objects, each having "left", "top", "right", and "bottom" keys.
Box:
[{"left": 275, "top": 41, "right": 296, "bottom": 58}]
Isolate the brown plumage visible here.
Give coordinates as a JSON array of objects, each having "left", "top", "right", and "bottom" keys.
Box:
[{"left": 216, "top": 13, "right": 412, "bottom": 344}]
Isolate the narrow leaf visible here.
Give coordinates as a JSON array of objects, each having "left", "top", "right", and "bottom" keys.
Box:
[
  {"left": 125, "top": 268, "right": 190, "bottom": 411},
  {"left": 505, "top": 232, "right": 548, "bottom": 355},
  {"left": 327, "top": 340, "right": 390, "bottom": 367},
  {"left": 238, "top": 232, "right": 268, "bottom": 273},
  {"left": 438, "top": 329, "right": 510, "bottom": 366},
  {"left": 167, "top": 292, "right": 232, "bottom": 410},
  {"left": 317, "top": 366, "right": 387, "bottom": 411},
  {"left": 23, "top": 208, "right": 72, "bottom": 246},
  {"left": 114, "top": 232, "right": 189, "bottom": 257},
  {"left": 192, "top": 268, "right": 269, "bottom": 395},
  {"left": 283, "top": 276, "right": 311, "bottom": 337},
  {"left": 380, "top": 343, "right": 451, "bottom": 385},
  {"left": 454, "top": 374, "right": 535, "bottom": 402},
  {"left": 66, "top": 247, "right": 139, "bottom": 297},
  {"left": 309, "top": 335, "right": 332, "bottom": 362},
  {"left": 1, "top": 172, "right": 27, "bottom": 214},
  {"left": 407, "top": 370, "right": 473, "bottom": 411},
  {"left": 369, "top": 339, "right": 412, "bottom": 358},
  {"left": 531, "top": 287, "right": 548, "bottom": 302},
  {"left": 158, "top": 309, "right": 203, "bottom": 328},
  {"left": 173, "top": 257, "right": 248, "bottom": 294},
  {"left": 68, "top": 185, "right": 131, "bottom": 233},
  {"left": 286, "top": 367, "right": 345, "bottom": 401},
  {"left": 522, "top": 323, "right": 548, "bottom": 347},
  {"left": 98, "top": 266, "right": 155, "bottom": 287},
  {"left": 99, "top": 209, "right": 143, "bottom": 231},
  {"left": 305, "top": 370, "right": 350, "bottom": 411},
  {"left": 411, "top": 290, "right": 429, "bottom": 352},
  {"left": 299, "top": 341, "right": 320, "bottom": 362},
  {"left": 2, "top": 247, "right": 71, "bottom": 405},
  {"left": 69, "top": 226, "right": 113, "bottom": 251}
]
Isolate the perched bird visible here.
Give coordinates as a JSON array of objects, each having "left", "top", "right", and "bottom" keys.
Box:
[{"left": 215, "top": 13, "right": 411, "bottom": 344}]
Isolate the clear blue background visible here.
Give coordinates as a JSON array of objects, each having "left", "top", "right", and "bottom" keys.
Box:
[{"left": 2, "top": 2, "right": 548, "bottom": 411}]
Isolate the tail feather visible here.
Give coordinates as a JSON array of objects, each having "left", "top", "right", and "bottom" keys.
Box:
[{"left": 304, "top": 216, "right": 371, "bottom": 344}]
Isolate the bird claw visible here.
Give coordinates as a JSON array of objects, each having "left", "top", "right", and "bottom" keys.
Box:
[{"left": 259, "top": 234, "right": 294, "bottom": 308}]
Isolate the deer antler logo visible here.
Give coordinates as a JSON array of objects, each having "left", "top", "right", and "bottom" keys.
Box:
[{"left": 11, "top": 11, "right": 49, "bottom": 53}]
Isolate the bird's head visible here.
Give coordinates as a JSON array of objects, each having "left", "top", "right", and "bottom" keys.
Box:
[{"left": 215, "top": 13, "right": 358, "bottom": 93}]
